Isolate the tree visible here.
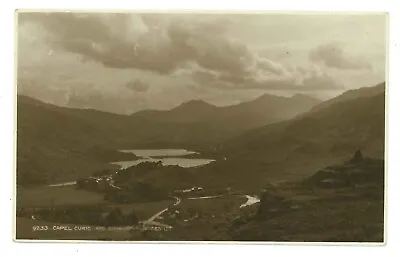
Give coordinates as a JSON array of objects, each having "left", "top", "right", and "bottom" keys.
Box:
[{"left": 350, "top": 149, "right": 364, "bottom": 163}]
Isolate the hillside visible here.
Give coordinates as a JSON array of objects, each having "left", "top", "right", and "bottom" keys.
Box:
[
  {"left": 226, "top": 82, "right": 385, "bottom": 157},
  {"left": 186, "top": 83, "right": 386, "bottom": 191},
  {"left": 17, "top": 92, "right": 318, "bottom": 186},
  {"left": 16, "top": 96, "right": 227, "bottom": 186},
  {"left": 15, "top": 83, "right": 387, "bottom": 242},
  {"left": 16, "top": 96, "right": 138, "bottom": 186},
  {"left": 16, "top": 82, "right": 384, "bottom": 188},
  {"left": 310, "top": 82, "right": 385, "bottom": 112},
  {"left": 229, "top": 92, "right": 384, "bottom": 158},
  {"left": 229, "top": 152, "right": 385, "bottom": 242}
]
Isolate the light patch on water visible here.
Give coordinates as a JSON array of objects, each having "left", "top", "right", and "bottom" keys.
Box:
[
  {"left": 114, "top": 149, "right": 214, "bottom": 169},
  {"left": 48, "top": 181, "right": 77, "bottom": 187},
  {"left": 240, "top": 195, "right": 260, "bottom": 208},
  {"left": 112, "top": 157, "right": 214, "bottom": 169},
  {"left": 188, "top": 195, "right": 222, "bottom": 200},
  {"left": 119, "top": 149, "right": 198, "bottom": 157}
]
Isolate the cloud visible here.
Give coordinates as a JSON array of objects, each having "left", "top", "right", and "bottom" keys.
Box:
[
  {"left": 309, "top": 43, "right": 373, "bottom": 70},
  {"left": 19, "top": 13, "right": 347, "bottom": 94},
  {"left": 175, "top": 55, "right": 343, "bottom": 91},
  {"left": 210, "top": 73, "right": 342, "bottom": 91},
  {"left": 125, "top": 79, "right": 149, "bottom": 92},
  {"left": 19, "top": 13, "right": 244, "bottom": 74}
]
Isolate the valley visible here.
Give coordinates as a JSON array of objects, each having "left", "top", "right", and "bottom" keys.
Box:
[{"left": 15, "top": 82, "right": 386, "bottom": 242}]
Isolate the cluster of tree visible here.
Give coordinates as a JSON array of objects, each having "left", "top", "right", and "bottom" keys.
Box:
[
  {"left": 75, "top": 176, "right": 120, "bottom": 193},
  {"left": 114, "top": 161, "right": 164, "bottom": 182}
]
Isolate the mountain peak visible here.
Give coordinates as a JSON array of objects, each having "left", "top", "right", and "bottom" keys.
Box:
[
  {"left": 253, "top": 93, "right": 319, "bottom": 104},
  {"left": 176, "top": 99, "right": 216, "bottom": 109},
  {"left": 256, "top": 93, "right": 284, "bottom": 100}
]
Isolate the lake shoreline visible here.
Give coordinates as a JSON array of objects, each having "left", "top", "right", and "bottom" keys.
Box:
[{"left": 112, "top": 149, "right": 216, "bottom": 169}]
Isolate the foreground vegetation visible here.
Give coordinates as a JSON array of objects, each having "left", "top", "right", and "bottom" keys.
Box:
[{"left": 16, "top": 151, "right": 385, "bottom": 243}]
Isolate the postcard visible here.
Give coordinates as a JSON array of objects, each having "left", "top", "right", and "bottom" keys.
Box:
[{"left": 14, "top": 10, "right": 387, "bottom": 243}]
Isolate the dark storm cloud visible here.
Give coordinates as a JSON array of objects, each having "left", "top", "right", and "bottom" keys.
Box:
[
  {"left": 17, "top": 12, "right": 386, "bottom": 114},
  {"left": 19, "top": 12, "right": 360, "bottom": 94},
  {"left": 309, "top": 43, "right": 373, "bottom": 70},
  {"left": 20, "top": 12, "right": 299, "bottom": 88},
  {"left": 19, "top": 12, "right": 254, "bottom": 76}
]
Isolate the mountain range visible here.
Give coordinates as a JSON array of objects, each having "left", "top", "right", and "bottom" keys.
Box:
[
  {"left": 132, "top": 93, "right": 320, "bottom": 131},
  {"left": 226, "top": 82, "right": 385, "bottom": 158},
  {"left": 16, "top": 83, "right": 385, "bottom": 188},
  {"left": 190, "top": 82, "right": 386, "bottom": 190}
]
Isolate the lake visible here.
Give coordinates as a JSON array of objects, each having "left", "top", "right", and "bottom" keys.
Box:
[
  {"left": 48, "top": 149, "right": 214, "bottom": 187},
  {"left": 113, "top": 149, "right": 215, "bottom": 169},
  {"left": 119, "top": 149, "right": 198, "bottom": 157}
]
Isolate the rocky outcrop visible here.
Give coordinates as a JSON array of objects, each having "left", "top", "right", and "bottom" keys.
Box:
[{"left": 304, "top": 151, "right": 384, "bottom": 189}]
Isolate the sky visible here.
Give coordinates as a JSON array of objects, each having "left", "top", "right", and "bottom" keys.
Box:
[{"left": 17, "top": 12, "right": 387, "bottom": 114}]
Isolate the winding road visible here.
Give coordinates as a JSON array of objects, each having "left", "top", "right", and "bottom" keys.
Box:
[
  {"left": 141, "top": 193, "right": 261, "bottom": 229},
  {"left": 141, "top": 196, "right": 181, "bottom": 229}
]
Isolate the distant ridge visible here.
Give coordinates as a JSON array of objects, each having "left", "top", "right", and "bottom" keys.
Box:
[
  {"left": 187, "top": 82, "right": 386, "bottom": 191},
  {"left": 131, "top": 92, "right": 321, "bottom": 130},
  {"left": 225, "top": 82, "right": 385, "bottom": 162},
  {"left": 173, "top": 99, "right": 216, "bottom": 109},
  {"left": 16, "top": 91, "right": 321, "bottom": 186}
]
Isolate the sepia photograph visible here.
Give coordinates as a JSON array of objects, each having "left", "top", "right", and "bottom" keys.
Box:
[{"left": 14, "top": 10, "right": 387, "bottom": 242}]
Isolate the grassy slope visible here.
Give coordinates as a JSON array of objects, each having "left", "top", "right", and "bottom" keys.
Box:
[
  {"left": 310, "top": 82, "right": 385, "bottom": 112},
  {"left": 229, "top": 158, "right": 385, "bottom": 242},
  {"left": 16, "top": 96, "right": 229, "bottom": 186},
  {"left": 15, "top": 82, "right": 386, "bottom": 241},
  {"left": 16, "top": 96, "right": 138, "bottom": 186},
  {"left": 231, "top": 195, "right": 384, "bottom": 242},
  {"left": 183, "top": 85, "right": 385, "bottom": 191},
  {"left": 132, "top": 156, "right": 385, "bottom": 242},
  {"left": 16, "top": 82, "right": 385, "bottom": 189},
  {"left": 16, "top": 90, "right": 321, "bottom": 186},
  {"left": 226, "top": 91, "right": 385, "bottom": 158}
]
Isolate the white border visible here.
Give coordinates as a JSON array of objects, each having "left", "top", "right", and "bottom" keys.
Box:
[{"left": 2, "top": 0, "right": 400, "bottom": 256}]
